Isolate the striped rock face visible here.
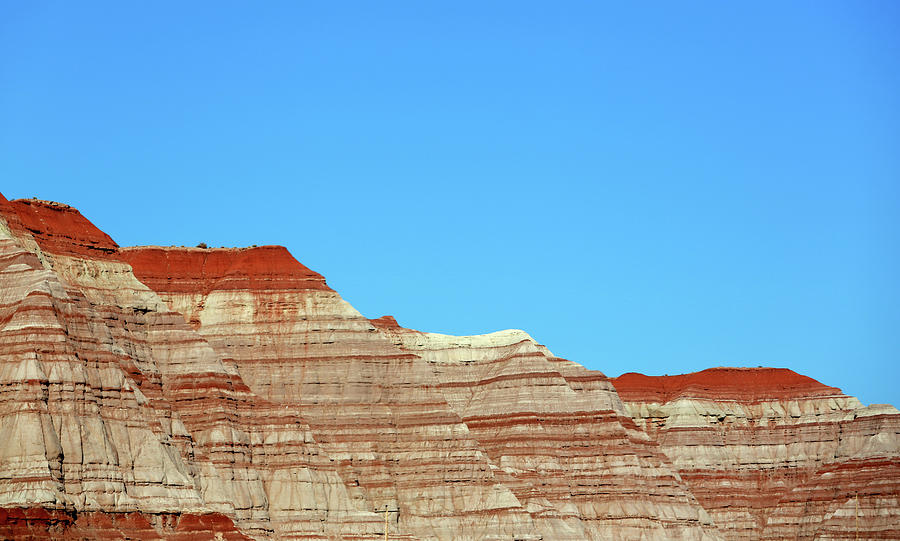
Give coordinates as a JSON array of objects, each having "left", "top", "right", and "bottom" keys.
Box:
[
  {"left": 611, "top": 369, "right": 900, "bottom": 541},
  {"left": 120, "top": 246, "right": 539, "bottom": 540},
  {"left": 1, "top": 193, "right": 897, "bottom": 540},
  {"left": 0, "top": 196, "right": 384, "bottom": 540},
  {"left": 373, "top": 327, "right": 723, "bottom": 541},
  {"left": 121, "top": 246, "right": 723, "bottom": 541}
]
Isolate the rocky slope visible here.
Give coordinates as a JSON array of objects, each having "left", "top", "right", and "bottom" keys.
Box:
[
  {"left": 0, "top": 196, "right": 383, "bottom": 540},
  {"left": 0, "top": 193, "right": 897, "bottom": 540},
  {"left": 119, "top": 244, "right": 538, "bottom": 540},
  {"left": 611, "top": 369, "right": 900, "bottom": 540},
  {"left": 371, "top": 326, "right": 720, "bottom": 540}
]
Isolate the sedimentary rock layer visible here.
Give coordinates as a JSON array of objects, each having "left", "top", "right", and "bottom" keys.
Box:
[
  {"left": 1, "top": 193, "right": 897, "bottom": 540},
  {"left": 0, "top": 196, "right": 385, "bottom": 540},
  {"left": 121, "top": 246, "right": 542, "bottom": 540},
  {"left": 612, "top": 369, "right": 900, "bottom": 540},
  {"left": 0, "top": 508, "right": 252, "bottom": 541},
  {"left": 375, "top": 325, "right": 722, "bottom": 540}
]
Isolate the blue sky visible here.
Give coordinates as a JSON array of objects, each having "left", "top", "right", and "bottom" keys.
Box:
[{"left": 2, "top": 2, "right": 898, "bottom": 406}]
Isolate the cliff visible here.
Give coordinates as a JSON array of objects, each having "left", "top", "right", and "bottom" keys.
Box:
[
  {"left": 0, "top": 194, "right": 897, "bottom": 540},
  {"left": 611, "top": 369, "right": 900, "bottom": 540}
]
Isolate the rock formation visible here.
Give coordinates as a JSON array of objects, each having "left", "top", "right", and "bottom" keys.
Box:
[
  {"left": 0, "top": 193, "right": 897, "bottom": 540},
  {"left": 0, "top": 196, "right": 382, "bottom": 540},
  {"left": 612, "top": 369, "right": 900, "bottom": 541}
]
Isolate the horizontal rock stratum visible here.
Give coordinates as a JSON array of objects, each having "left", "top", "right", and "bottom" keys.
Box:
[{"left": 0, "top": 193, "right": 897, "bottom": 540}]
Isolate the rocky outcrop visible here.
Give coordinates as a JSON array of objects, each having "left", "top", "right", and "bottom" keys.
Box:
[
  {"left": 0, "top": 196, "right": 384, "bottom": 540},
  {"left": 1, "top": 193, "right": 897, "bottom": 540},
  {"left": 374, "top": 326, "right": 722, "bottom": 540},
  {"left": 612, "top": 369, "right": 900, "bottom": 540},
  {"left": 0, "top": 508, "right": 252, "bottom": 541},
  {"left": 120, "top": 246, "right": 544, "bottom": 540}
]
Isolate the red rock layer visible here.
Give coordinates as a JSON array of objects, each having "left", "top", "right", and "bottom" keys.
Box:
[
  {"left": 0, "top": 508, "right": 252, "bottom": 541},
  {"left": 368, "top": 315, "right": 402, "bottom": 330},
  {"left": 611, "top": 369, "right": 900, "bottom": 540},
  {"left": 2, "top": 197, "right": 119, "bottom": 259},
  {"left": 120, "top": 245, "right": 330, "bottom": 293},
  {"left": 613, "top": 367, "right": 841, "bottom": 403}
]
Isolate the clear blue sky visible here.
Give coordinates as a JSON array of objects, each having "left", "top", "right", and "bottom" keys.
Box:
[{"left": 2, "top": 2, "right": 898, "bottom": 406}]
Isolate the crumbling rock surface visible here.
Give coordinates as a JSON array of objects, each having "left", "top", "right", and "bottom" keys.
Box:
[{"left": 1, "top": 193, "right": 897, "bottom": 540}]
